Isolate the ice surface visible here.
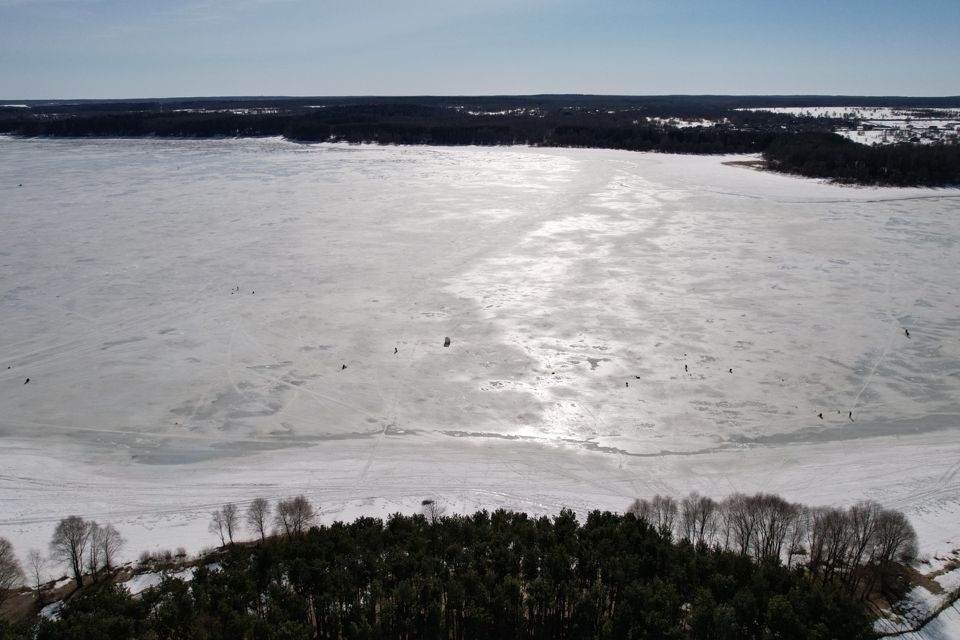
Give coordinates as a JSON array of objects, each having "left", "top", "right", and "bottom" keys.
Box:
[{"left": 1, "top": 138, "right": 959, "bottom": 562}]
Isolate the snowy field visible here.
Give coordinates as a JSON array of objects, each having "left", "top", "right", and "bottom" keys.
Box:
[{"left": 1, "top": 137, "right": 960, "bottom": 573}]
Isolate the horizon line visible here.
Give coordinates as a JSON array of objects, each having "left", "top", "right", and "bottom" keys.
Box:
[{"left": 4, "top": 93, "right": 960, "bottom": 104}]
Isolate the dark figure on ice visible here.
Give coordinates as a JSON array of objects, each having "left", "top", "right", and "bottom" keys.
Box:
[
  {"left": 394, "top": 347, "right": 398, "bottom": 354},
  {"left": 341, "top": 364, "right": 347, "bottom": 370},
  {"left": 684, "top": 364, "right": 688, "bottom": 372},
  {"left": 728, "top": 368, "right": 733, "bottom": 374},
  {"left": 905, "top": 328, "right": 910, "bottom": 338},
  {"left": 23, "top": 378, "right": 29, "bottom": 384},
  {"left": 849, "top": 411, "right": 853, "bottom": 421},
  {"left": 625, "top": 381, "right": 629, "bottom": 387},
  {"left": 818, "top": 412, "right": 823, "bottom": 420}
]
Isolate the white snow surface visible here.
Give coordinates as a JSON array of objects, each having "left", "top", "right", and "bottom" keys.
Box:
[
  {"left": 124, "top": 571, "right": 164, "bottom": 595},
  {"left": 1, "top": 138, "right": 960, "bottom": 563},
  {"left": 123, "top": 566, "right": 195, "bottom": 595},
  {"left": 39, "top": 600, "right": 62, "bottom": 621},
  {"left": 935, "top": 569, "right": 960, "bottom": 592},
  {"left": 892, "top": 602, "right": 960, "bottom": 640},
  {"left": 647, "top": 117, "right": 717, "bottom": 129}
]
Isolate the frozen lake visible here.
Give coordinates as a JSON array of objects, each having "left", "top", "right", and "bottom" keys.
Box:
[{"left": 1, "top": 137, "right": 959, "bottom": 560}]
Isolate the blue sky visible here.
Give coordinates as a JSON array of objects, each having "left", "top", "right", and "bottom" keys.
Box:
[{"left": 1, "top": 0, "right": 958, "bottom": 99}]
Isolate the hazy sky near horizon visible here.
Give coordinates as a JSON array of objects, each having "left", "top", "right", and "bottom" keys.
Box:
[{"left": 1, "top": 0, "right": 958, "bottom": 99}]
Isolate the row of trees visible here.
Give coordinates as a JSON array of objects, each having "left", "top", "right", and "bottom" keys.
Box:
[
  {"left": 0, "top": 540, "right": 58, "bottom": 611},
  {"left": 763, "top": 132, "right": 960, "bottom": 186},
  {"left": 0, "top": 492, "right": 918, "bottom": 638},
  {"left": 0, "top": 516, "right": 128, "bottom": 613},
  {"left": 209, "top": 495, "right": 317, "bottom": 547},
  {"left": 1, "top": 494, "right": 316, "bottom": 609},
  {"left": 47, "top": 517, "right": 125, "bottom": 588},
  {"left": 4, "top": 102, "right": 956, "bottom": 185},
  {"left": 10, "top": 507, "right": 874, "bottom": 640},
  {"left": 1, "top": 113, "right": 780, "bottom": 155},
  {"left": 627, "top": 493, "right": 918, "bottom": 599}
]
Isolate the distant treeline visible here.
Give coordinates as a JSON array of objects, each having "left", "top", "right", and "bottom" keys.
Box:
[
  {"left": 2, "top": 98, "right": 959, "bottom": 186},
  {"left": 0, "top": 102, "right": 811, "bottom": 154},
  {"left": 764, "top": 132, "right": 960, "bottom": 186},
  {"left": 6, "top": 94, "right": 960, "bottom": 113},
  {"left": 5, "top": 504, "right": 876, "bottom": 640}
]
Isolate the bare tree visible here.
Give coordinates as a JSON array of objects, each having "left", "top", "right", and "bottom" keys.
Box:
[
  {"left": 807, "top": 507, "right": 852, "bottom": 581},
  {"left": 863, "top": 507, "right": 918, "bottom": 594},
  {"left": 209, "top": 504, "right": 240, "bottom": 546},
  {"left": 98, "top": 524, "right": 125, "bottom": 572},
  {"left": 275, "top": 495, "right": 316, "bottom": 537},
  {"left": 724, "top": 493, "right": 758, "bottom": 556},
  {"left": 246, "top": 498, "right": 271, "bottom": 543},
  {"left": 222, "top": 503, "right": 239, "bottom": 544},
  {"left": 627, "top": 495, "right": 678, "bottom": 536},
  {"left": 873, "top": 509, "right": 918, "bottom": 566},
  {"left": 680, "top": 492, "right": 719, "bottom": 547},
  {"left": 26, "top": 549, "right": 45, "bottom": 604},
  {"left": 0, "top": 537, "right": 24, "bottom": 608},
  {"left": 50, "top": 515, "right": 92, "bottom": 587},
  {"left": 843, "top": 501, "right": 881, "bottom": 591},
  {"left": 86, "top": 522, "right": 103, "bottom": 581},
  {"left": 751, "top": 494, "right": 800, "bottom": 562},
  {"left": 627, "top": 498, "right": 653, "bottom": 522},
  {"left": 422, "top": 499, "right": 447, "bottom": 524},
  {"left": 786, "top": 507, "right": 811, "bottom": 568},
  {"left": 650, "top": 495, "right": 678, "bottom": 535},
  {"left": 209, "top": 509, "right": 227, "bottom": 547}
]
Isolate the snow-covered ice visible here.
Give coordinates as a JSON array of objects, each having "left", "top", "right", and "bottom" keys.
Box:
[{"left": 1, "top": 137, "right": 959, "bottom": 564}]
